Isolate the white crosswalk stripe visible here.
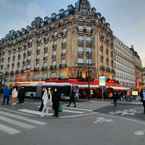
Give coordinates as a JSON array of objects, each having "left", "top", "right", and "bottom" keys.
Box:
[
  {"left": 0, "top": 111, "right": 46, "bottom": 125},
  {"left": 0, "top": 108, "right": 47, "bottom": 135},
  {"left": 0, "top": 124, "right": 20, "bottom": 135}
]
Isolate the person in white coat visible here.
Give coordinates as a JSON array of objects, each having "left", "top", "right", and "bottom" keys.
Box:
[
  {"left": 41, "top": 88, "right": 52, "bottom": 117},
  {"left": 48, "top": 88, "right": 52, "bottom": 110},
  {"left": 11, "top": 87, "right": 18, "bottom": 106}
]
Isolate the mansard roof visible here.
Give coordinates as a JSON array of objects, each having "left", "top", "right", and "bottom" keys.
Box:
[{"left": 0, "top": 0, "right": 111, "bottom": 44}]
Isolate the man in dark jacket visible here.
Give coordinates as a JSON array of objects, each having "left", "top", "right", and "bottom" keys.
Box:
[
  {"left": 18, "top": 87, "right": 25, "bottom": 103},
  {"left": 52, "top": 88, "right": 60, "bottom": 117},
  {"left": 112, "top": 91, "right": 118, "bottom": 107}
]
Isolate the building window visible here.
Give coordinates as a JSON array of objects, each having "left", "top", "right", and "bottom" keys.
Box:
[
  {"left": 23, "top": 61, "right": 25, "bottom": 66},
  {"left": 7, "top": 64, "right": 10, "bottom": 69},
  {"left": 44, "top": 47, "right": 48, "bottom": 53},
  {"left": 23, "top": 53, "right": 26, "bottom": 59},
  {"left": 52, "top": 56, "right": 56, "bottom": 62},
  {"left": 8, "top": 50, "right": 11, "bottom": 55},
  {"left": 100, "top": 46, "right": 103, "bottom": 53},
  {"left": 78, "top": 58, "right": 84, "bottom": 64},
  {"left": 13, "top": 56, "right": 15, "bottom": 61},
  {"left": 27, "top": 59, "right": 31, "bottom": 65},
  {"left": 1, "top": 58, "right": 4, "bottom": 63},
  {"left": 106, "top": 58, "right": 109, "bottom": 65},
  {"left": 17, "top": 62, "right": 20, "bottom": 67},
  {"left": 44, "top": 37, "right": 49, "bottom": 44},
  {"left": 78, "top": 52, "right": 83, "bottom": 59},
  {"left": 8, "top": 57, "right": 10, "bottom": 62},
  {"left": 28, "top": 42, "right": 32, "bottom": 48},
  {"left": 43, "top": 57, "right": 48, "bottom": 63},
  {"left": 12, "top": 63, "right": 15, "bottom": 68},
  {"left": 106, "top": 49, "right": 109, "bottom": 55},
  {"left": 61, "top": 42, "right": 67, "bottom": 49},
  {"left": 36, "top": 59, "right": 40, "bottom": 65},
  {"left": 86, "top": 52, "right": 92, "bottom": 59},
  {"left": 18, "top": 54, "right": 21, "bottom": 59},
  {"left": 52, "top": 44, "right": 57, "bottom": 51},
  {"left": 0, "top": 65, "right": 3, "bottom": 70},
  {"left": 36, "top": 40, "right": 42, "bottom": 47},
  {"left": 61, "top": 54, "right": 66, "bottom": 60},
  {"left": 27, "top": 51, "right": 32, "bottom": 56},
  {"left": 18, "top": 47, "right": 22, "bottom": 52},
  {"left": 36, "top": 49, "right": 40, "bottom": 55},
  {"left": 100, "top": 56, "right": 103, "bottom": 63},
  {"left": 86, "top": 40, "right": 92, "bottom": 48}
]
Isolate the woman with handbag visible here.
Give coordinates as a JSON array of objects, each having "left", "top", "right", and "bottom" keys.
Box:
[{"left": 41, "top": 88, "right": 49, "bottom": 117}]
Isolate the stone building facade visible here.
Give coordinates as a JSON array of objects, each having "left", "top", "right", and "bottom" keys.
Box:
[
  {"left": 142, "top": 67, "right": 145, "bottom": 87},
  {"left": 0, "top": 0, "right": 114, "bottom": 82},
  {"left": 113, "top": 37, "right": 143, "bottom": 89},
  {"left": 113, "top": 36, "right": 135, "bottom": 88},
  {"left": 130, "top": 46, "right": 143, "bottom": 90}
]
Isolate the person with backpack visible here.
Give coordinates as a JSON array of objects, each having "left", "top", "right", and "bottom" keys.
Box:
[{"left": 2, "top": 85, "right": 11, "bottom": 105}]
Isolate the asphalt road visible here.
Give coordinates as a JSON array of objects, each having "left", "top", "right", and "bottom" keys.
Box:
[{"left": 0, "top": 100, "right": 145, "bottom": 145}]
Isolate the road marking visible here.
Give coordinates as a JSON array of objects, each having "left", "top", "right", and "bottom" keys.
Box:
[
  {"left": 63, "top": 109, "right": 83, "bottom": 114},
  {"left": 134, "top": 130, "right": 145, "bottom": 136},
  {"left": 0, "top": 124, "right": 20, "bottom": 135},
  {"left": 60, "top": 112, "right": 96, "bottom": 119},
  {"left": 0, "top": 116, "right": 35, "bottom": 129},
  {"left": 19, "top": 108, "right": 83, "bottom": 114},
  {"left": 1, "top": 108, "right": 35, "bottom": 117},
  {"left": 0, "top": 111, "right": 46, "bottom": 125},
  {"left": 94, "top": 117, "right": 113, "bottom": 124},
  {"left": 96, "top": 112, "right": 145, "bottom": 126},
  {"left": 109, "top": 109, "right": 138, "bottom": 116},
  {"left": 64, "top": 107, "right": 92, "bottom": 112},
  {"left": 19, "top": 109, "right": 53, "bottom": 117}
]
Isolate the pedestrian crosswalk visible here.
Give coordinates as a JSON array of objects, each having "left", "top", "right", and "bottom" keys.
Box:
[{"left": 0, "top": 108, "right": 47, "bottom": 135}]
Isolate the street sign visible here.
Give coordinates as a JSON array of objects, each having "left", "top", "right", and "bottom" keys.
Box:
[{"left": 99, "top": 76, "right": 106, "bottom": 86}]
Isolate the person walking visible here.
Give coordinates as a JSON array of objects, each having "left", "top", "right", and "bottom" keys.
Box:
[
  {"left": 0, "top": 85, "right": 3, "bottom": 103},
  {"left": 18, "top": 87, "right": 25, "bottom": 104},
  {"left": 67, "top": 86, "right": 76, "bottom": 107},
  {"left": 11, "top": 87, "right": 18, "bottom": 105},
  {"left": 41, "top": 88, "right": 50, "bottom": 117},
  {"left": 2, "top": 85, "right": 11, "bottom": 105},
  {"left": 52, "top": 88, "right": 60, "bottom": 117},
  {"left": 140, "top": 89, "right": 145, "bottom": 114},
  {"left": 112, "top": 91, "right": 118, "bottom": 107},
  {"left": 39, "top": 88, "right": 44, "bottom": 111}
]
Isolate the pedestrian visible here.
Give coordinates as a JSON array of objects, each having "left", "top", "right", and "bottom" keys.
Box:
[
  {"left": 52, "top": 88, "right": 60, "bottom": 117},
  {"left": 0, "top": 85, "right": 3, "bottom": 103},
  {"left": 48, "top": 88, "right": 52, "bottom": 110},
  {"left": 18, "top": 87, "right": 25, "bottom": 104},
  {"left": 2, "top": 85, "right": 11, "bottom": 105},
  {"left": 112, "top": 91, "right": 118, "bottom": 107},
  {"left": 41, "top": 88, "right": 50, "bottom": 117},
  {"left": 39, "top": 88, "right": 44, "bottom": 111},
  {"left": 11, "top": 86, "right": 18, "bottom": 106},
  {"left": 67, "top": 86, "right": 76, "bottom": 107},
  {"left": 74, "top": 86, "right": 79, "bottom": 101},
  {"left": 140, "top": 89, "right": 145, "bottom": 114}
]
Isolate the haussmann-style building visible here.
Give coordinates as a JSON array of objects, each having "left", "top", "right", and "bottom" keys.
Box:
[{"left": 0, "top": 0, "right": 114, "bottom": 82}]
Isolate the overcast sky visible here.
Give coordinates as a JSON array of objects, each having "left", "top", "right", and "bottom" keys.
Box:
[{"left": 0, "top": 0, "right": 145, "bottom": 66}]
